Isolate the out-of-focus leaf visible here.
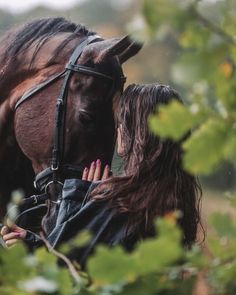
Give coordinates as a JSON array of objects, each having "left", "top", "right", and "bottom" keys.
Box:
[
  {"left": 186, "top": 245, "right": 209, "bottom": 269},
  {"left": 223, "top": 129, "right": 236, "bottom": 166},
  {"left": 143, "top": 0, "right": 193, "bottom": 34},
  {"left": 209, "top": 261, "right": 236, "bottom": 293},
  {"left": 117, "top": 274, "right": 171, "bottom": 295},
  {"left": 88, "top": 246, "right": 137, "bottom": 285},
  {"left": 0, "top": 243, "right": 35, "bottom": 285},
  {"left": 88, "top": 219, "right": 183, "bottom": 286},
  {"left": 59, "top": 230, "right": 92, "bottom": 254},
  {"left": 180, "top": 23, "right": 210, "bottom": 49},
  {"left": 149, "top": 100, "right": 205, "bottom": 140},
  {"left": 210, "top": 213, "right": 236, "bottom": 239},
  {"left": 19, "top": 276, "right": 58, "bottom": 293},
  {"left": 133, "top": 219, "right": 183, "bottom": 277},
  {"left": 183, "top": 119, "right": 228, "bottom": 174}
]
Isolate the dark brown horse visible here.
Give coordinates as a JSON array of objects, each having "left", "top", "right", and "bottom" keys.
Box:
[{"left": 0, "top": 17, "right": 142, "bottom": 232}]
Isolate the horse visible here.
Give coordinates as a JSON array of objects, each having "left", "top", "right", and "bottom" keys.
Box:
[{"left": 0, "top": 17, "right": 142, "bottom": 234}]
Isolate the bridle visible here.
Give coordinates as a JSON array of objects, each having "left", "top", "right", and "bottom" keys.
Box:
[{"left": 14, "top": 35, "right": 126, "bottom": 202}]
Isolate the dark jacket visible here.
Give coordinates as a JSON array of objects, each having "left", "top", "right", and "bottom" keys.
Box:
[{"left": 25, "top": 179, "right": 138, "bottom": 266}]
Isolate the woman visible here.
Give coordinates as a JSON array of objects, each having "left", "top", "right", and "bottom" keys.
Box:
[{"left": 1, "top": 84, "right": 202, "bottom": 265}]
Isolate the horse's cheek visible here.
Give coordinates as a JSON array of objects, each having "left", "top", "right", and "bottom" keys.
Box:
[{"left": 14, "top": 108, "right": 53, "bottom": 171}]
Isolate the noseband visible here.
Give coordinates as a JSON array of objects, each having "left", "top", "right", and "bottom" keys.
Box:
[{"left": 15, "top": 35, "right": 126, "bottom": 196}]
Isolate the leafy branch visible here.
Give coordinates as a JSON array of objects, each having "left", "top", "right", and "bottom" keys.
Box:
[{"left": 40, "top": 232, "right": 83, "bottom": 285}]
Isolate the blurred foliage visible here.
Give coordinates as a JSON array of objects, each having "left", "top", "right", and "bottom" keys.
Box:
[
  {"left": 2, "top": 207, "right": 236, "bottom": 294},
  {"left": 0, "top": 218, "right": 204, "bottom": 295},
  {"left": 144, "top": 0, "right": 236, "bottom": 181}
]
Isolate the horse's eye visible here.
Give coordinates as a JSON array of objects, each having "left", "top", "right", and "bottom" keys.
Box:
[
  {"left": 70, "top": 77, "right": 82, "bottom": 92},
  {"left": 79, "top": 111, "right": 93, "bottom": 125}
]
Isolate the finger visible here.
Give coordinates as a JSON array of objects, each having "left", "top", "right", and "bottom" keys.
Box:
[
  {"left": 3, "top": 231, "right": 22, "bottom": 241},
  {"left": 87, "top": 161, "right": 96, "bottom": 181},
  {"left": 9, "top": 224, "right": 23, "bottom": 232},
  {"left": 82, "top": 167, "right": 89, "bottom": 180},
  {"left": 1, "top": 226, "right": 9, "bottom": 236},
  {"left": 5, "top": 239, "right": 19, "bottom": 247},
  {"left": 102, "top": 165, "right": 110, "bottom": 180},
  {"left": 93, "top": 159, "right": 102, "bottom": 181}
]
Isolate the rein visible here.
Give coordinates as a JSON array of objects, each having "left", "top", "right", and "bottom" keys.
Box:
[{"left": 14, "top": 35, "right": 126, "bottom": 196}]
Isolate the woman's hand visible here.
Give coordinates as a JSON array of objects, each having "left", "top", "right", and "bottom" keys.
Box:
[
  {"left": 82, "top": 159, "right": 110, "bottom": 181},
  {"left": 0, "top": 224, "right": 27, "bottom": 247}
]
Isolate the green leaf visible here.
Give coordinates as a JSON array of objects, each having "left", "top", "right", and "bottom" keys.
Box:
[
  {"left": 87, "top": 246, "right": 137, "bottom": 285},
  {"left": 183, "top": 118, "right": 228, "bottom": 174},
  {"left": 59, "top": 230, "right": 92, "bottom": 255},
  {"left": 223, "top": 129, "right": 236, "bottom": 167},
  {"left": 186, "top": 245, "right": 209, "bottom": 269},
  {"left": 210, "top": 213, "right": 236, "bottom": 239},
  {"left": 209, "top": 260, "right": 236, "bottom": 293},
  {"left": 149, "top": 100, "right": 204, "bottom": 140},
  {"left": 118, "top": 274, "right": 172, "bottom": 295},
  {"left": 180, "top": 23, "right": 210, "bottom": 49},
  {"left": 143, "top": 0, "right": 192, "bottom": 34},
  {"left": 0, "top": 243, "right": 35, "bottom": 285},
  {"left": 207, "top": 213, "right": 236, "bottom": 262},
  {"left": 88, "top": 219, "right": 183, "bottom": 286},
  {"left": 134, "top": 219, "right": 183, "bottom": 277}
]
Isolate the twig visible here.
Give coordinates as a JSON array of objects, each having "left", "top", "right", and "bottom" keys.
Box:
[{"left": 39, "top": 232, "right": 82, "bottom": 285}]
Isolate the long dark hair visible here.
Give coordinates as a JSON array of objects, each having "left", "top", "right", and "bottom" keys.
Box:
[{"left": 92, "top": 83, "right": 202, "bottom": 247}]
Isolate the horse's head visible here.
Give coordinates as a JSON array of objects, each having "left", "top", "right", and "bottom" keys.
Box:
[
  {"left": 0, "top": 18, "right": 142, "bottom": 232},
  {"left": 58, "top": 35, "right": 142, "bottom": 173},
  {"left": 11, "top": 28, "right": 141, "bottom": 179}
]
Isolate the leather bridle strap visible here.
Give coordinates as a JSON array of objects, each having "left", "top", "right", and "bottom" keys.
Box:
[
  {"left": 34, "top": 164, "right": 86, "bottom": 191},
  {"left": 15, "top": 71, "right": 67, "bottom": 110},
  {"left": 65, "top": 63, "right": 113, "bottom": 81},
  {"left": 14, "top": 37, "right": 114, "bottom": 111},
  {"left": 50, "top": 35, "right": 102, "bottom": 182}
]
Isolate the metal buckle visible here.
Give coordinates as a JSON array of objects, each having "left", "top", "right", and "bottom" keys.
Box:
[
  {"left": 33, "top": 195, "right": 38, "bottom": 205},
  {"left": 33, "top": 180, "right": 37, "bottom": 189},
  {"left": 51, "top": 164, "right": 59, "bottom": 171},
  {"left": 44, "top": 180, "right": 63, "bottom": 194}
]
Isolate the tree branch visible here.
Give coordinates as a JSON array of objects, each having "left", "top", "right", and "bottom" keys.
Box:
[{"left": 40, "top": 232, "right": 83, "bottom": 285}]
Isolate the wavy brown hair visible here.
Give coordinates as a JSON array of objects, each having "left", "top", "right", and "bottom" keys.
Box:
[{"left": 92, "top": 83, "right": 202, "bottom": 247}]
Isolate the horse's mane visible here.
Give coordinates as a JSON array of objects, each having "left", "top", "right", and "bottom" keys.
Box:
[{"left": 0, "top": 17, "right": 96, "bottom": 102}]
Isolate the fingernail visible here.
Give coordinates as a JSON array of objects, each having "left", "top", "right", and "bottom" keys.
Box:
[
  {"left": 84, "top": 167, "right": 88, "bottom": 172},
  {"left": 91, "top": 161, "right": 95, "bottom": 166},
  {"left": 96, "top": 159, "right": 101, "bottom": 165},
  {"left": 105, "top": 164, "right": 110, "bottom": 169},
  {"left": 15, "top": 232, "right": 21, "bottom": 238}
]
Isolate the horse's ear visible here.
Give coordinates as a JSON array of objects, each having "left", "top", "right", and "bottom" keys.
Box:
[
  {"left": 118, "top": 40, "right": 143, "bottom": 64},
  {"left": 94, "top": 35, "right": 143, "bottom": 64}
]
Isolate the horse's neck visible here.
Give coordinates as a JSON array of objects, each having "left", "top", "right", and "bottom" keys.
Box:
[{"left": 0, "top": 100, "right": 14, "bottom": 150}]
